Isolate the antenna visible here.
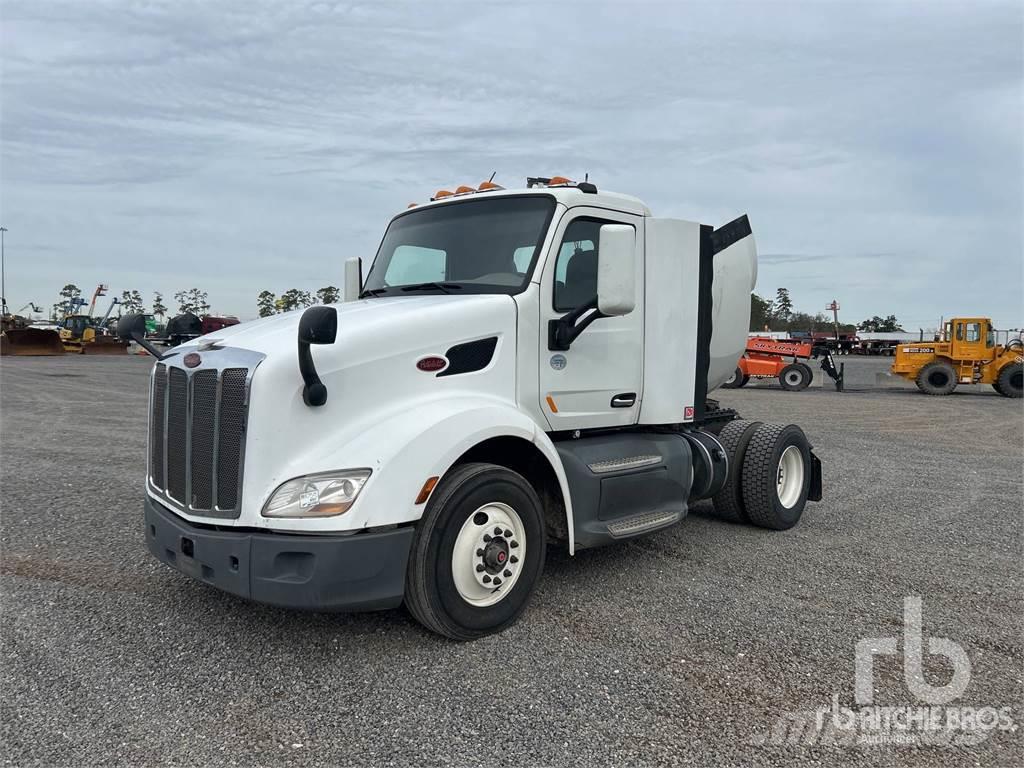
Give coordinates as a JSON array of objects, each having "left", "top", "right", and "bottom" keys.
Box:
[{"left": 488, "top": 171, "right": 496, "bottom": 183}]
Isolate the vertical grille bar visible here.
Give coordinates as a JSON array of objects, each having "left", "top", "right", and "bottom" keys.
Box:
[
  {"left": 216, "top": 368, "right": 248, "bottom": 510},
  {"left": 166, "top": 368, "right": 189, "bottom": 502},
  {"left": 189, "top": 370, "right": 218, "bottom": 509},
  {"left": 149, "top": 365, "right": 167, "bottom": 489}
]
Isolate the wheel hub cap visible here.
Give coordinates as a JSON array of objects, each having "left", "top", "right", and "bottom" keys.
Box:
[{"left": 451, "top": 502, "right": 526, "bottom": 607}]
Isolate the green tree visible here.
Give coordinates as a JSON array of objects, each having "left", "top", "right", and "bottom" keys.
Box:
[
  {"left": 749, "top": 293, "right": 772, "bottom": 331},
  {"left": 316, "top": 286, "right": 340, "bottom": 304},
  {"left": 174, "top": 288, "right": 210, "bottom": 316},
  {"left": 58, "top": 284, "right": 81, "bottom": 316},
  {"left": 858, "top": 315, "right": 903, "bottom": 333},
  {"left": 773, "top": 287, "right": 793, "bottom": 321},
  {"left": 152, "top": 292, "right": 168, "bottom": 319},
  {"left": 120, "top": 290, "right": 145, "bottom": 314},
  {"left": 257, "top": 290, "right": 277, "bottom": 318},
  {"left": 277, "top": 288, "right": 313, "bottom": 313}
]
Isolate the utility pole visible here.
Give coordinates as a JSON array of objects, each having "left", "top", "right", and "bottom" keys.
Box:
[
  {"left": 826, "top": 299, "right": 840, "bottom": 339},
  {"left": 1, "top": 226, "right": 7, "bottom": 316}
]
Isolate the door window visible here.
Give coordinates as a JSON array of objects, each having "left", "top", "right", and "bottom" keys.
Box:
[
  {"left": 965, "top": 323, "right": 981, "bottom": 342},
  {"left": 553, "top": 218, "right": 633, "bottom": 312}
]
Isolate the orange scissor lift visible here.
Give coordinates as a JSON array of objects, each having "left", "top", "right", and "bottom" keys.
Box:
[{"left": 722, "top": 336, "right": 844, "bottom": 391}]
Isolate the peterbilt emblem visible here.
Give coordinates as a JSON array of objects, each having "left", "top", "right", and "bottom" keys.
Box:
[
  {"left": 183, "top": 352, "right": 201, "bottom": 368},
  {"left": 416, "top": 356, "right": 448, "bottom": 373}
]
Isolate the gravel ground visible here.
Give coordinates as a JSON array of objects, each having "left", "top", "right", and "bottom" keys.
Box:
[{"left": 1, "top": 355, "right": 1021, "bottom": 767}]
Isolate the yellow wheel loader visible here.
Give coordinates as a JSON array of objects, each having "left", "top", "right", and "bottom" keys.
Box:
[{"left": 891, "top": 317, "right": 1023, "bottom": 398}]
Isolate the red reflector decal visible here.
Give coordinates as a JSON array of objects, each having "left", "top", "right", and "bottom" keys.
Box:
[{"left": 416, "top": 356, "right": 448, "bottom": 373}]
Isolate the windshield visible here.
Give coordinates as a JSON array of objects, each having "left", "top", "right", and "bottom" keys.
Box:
[{"left": 363, "top": 195, "right": 555, "bottom": 296}]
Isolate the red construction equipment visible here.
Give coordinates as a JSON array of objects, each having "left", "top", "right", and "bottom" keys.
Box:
[{"left": 722, "top": 337, "right": 844, "bottom": 391}]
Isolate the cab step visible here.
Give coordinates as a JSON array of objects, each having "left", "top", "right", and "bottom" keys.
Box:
[{"left": 606, "top": 509, "right": 683, "bottom": 538}]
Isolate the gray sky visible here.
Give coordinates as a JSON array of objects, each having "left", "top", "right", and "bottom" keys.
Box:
[{"left": 2, "top": 0, "right": 1022, "bottom": 328}]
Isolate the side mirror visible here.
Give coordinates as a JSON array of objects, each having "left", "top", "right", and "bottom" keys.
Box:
[
  {"left": 343, "top": 257, "right": 363, "bottom": 302},
  {"left": 117, "top": 313, "right": 164, "bottom": 359},
  {"left": 297, "top": 306, "right": 337, "bottom": 407},
  {"left": 596, "top": 224, "right": 636, "bottom": 316}
]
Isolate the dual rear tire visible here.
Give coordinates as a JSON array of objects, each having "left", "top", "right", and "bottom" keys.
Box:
[{"left": 712, "top": 420, "right": 813, "bottom": 530}]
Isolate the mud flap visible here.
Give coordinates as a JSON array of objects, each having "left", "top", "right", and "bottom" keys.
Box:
[{"left": 808, "top": 451, "right": 823, "bottom": 502}]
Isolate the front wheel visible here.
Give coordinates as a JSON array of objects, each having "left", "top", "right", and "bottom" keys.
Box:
[
  {"left": 996, "top": 363, "right": 1023, "bottom": 398},
  {"left": 779, "top": 363, "right": 811, "bottom": 391},
  {"left": 405, "top": 463, "right": 546, "bottom": 640}
]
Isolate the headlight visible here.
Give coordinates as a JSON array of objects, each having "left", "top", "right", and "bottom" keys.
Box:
[{"left": 262, "top": 469, "right": 371, "bottom": 518}]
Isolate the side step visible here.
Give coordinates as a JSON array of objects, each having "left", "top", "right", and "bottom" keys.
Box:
[
  {"left": 555, "top": 433, "right": 694, "bottom": 550},
  {"left": 607, "top": 509, "right": 683, "bottom": 539}
]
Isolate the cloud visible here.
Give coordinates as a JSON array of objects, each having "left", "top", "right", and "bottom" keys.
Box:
[{"left": 0, "top": 0, "right": 1021, "bottom": 325}]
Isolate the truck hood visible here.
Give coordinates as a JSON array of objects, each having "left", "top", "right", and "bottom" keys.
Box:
[
  {"left": 178, "top": 294, "right": 514, "bottom": 357},
  {"left": 189, "top": 293, "right": 520, "bottom": 526}
]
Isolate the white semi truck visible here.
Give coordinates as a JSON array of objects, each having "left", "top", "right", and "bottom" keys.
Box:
[{"left": 120, "top": 177, "right": 822, "bottom": 639}]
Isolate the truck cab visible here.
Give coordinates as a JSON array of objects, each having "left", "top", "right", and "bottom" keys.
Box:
[{"left": 125, "top": 177, "right": 824, "bottom": 639}]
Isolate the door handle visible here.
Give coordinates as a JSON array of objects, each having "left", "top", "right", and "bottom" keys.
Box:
[{"left": 610, "top": 393, "right": 636, "bottom": 408}]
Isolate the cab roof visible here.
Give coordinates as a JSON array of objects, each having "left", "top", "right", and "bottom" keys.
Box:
[{"left": 401, "top": 184, "right": 652, "bottom": 218}]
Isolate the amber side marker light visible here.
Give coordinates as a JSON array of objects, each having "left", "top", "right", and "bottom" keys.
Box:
[
  {"left": 545, "top": 395, "right": 559, "bottom": 413},
  {"left": 415, "top": 476, "right": 440, "bottom": 504}
]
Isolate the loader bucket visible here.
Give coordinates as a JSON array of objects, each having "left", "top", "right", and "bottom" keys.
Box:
[
  {"left": 0, "top": 328, "right": 66, "bottom": 356},
  {"left": 82, "top": 336, "right": 129, "bottom": 355}
]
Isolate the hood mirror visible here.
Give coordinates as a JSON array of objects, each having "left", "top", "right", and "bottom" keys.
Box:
[
  {"left": 298, "top": 306, "right": 337, "bottom": 406},
  {"left": 117, "top": 313, "right": 164, "bottom": 359}
]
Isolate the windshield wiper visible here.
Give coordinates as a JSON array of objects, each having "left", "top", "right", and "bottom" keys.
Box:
[
  {"left": 399, "top": 282, "right": 464, "bottom": 294},
  {"left": 360, "top": 287, "right": 390, "bottom": 298}
]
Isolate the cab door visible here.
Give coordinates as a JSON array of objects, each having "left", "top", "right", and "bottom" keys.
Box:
[
  {"left": 952, "top": 319, "right": 988, "bottom": 361},
  {"left": 537, "top": 207, "right": 644, "bottom": 431}
]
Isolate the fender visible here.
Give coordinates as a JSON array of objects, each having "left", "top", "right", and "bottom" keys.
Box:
[{"left": 252, "top": 395, "right": 575, "bottom": 546}]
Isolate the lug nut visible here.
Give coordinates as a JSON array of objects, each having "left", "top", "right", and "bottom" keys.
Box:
[
  {"left": 503, "top": 529, "right": 512, "bottom": 537},
  {"left": 510, "top": 555, "right": 518, "bottom": 564},
  {"left": 476, "top": 564, "right": 485, "bottom": 572},
  {"left": 494, "top": 526, "right": 503, "bottom": 536},
  {"left": 510, "top": 540, "right": 519, "bottom": 549},
  {"left": 503, "top": 569, "right": 511, "bottom": 577},
  {"left": 493, "top": 577, "right": 502, "bottom": 586},
  {"left": 483, "top": 575, "right": 491, "bottom": 583},
  {"left": 476, "top": 548, "right": 484, "bottom": 556},
  {"left": 483, "top": 534, "right": 491, "bottom": 542}
]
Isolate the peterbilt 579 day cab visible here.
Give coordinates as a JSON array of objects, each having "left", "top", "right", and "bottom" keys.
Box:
[{"left": 120, "top": 176, "right": 823, "bottom": 639}]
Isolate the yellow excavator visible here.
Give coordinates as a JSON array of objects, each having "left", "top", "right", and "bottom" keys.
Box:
[
  {"left": 57, "top": 285, "right": 128, "bottom": 354},
  {"left": 891, "top": 317, "right": 1022, "bottom": 397}
]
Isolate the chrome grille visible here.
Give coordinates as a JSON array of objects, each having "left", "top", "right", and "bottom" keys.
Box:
[{"left": 148, "top": 348, "right": 264, "bottom": 519}]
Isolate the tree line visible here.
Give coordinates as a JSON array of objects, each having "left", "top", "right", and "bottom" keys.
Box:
[
  {"left": 256, "top": 287, "right": 339, "bottom": 317},
  {"left": 52, "top": 285, "right": 210, "bottom": 320},
  {"left": 750, "top": 288, "right": 903, "bottom": 334}
]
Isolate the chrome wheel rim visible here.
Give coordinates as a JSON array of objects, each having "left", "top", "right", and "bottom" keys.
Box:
[
  {"left": 451, "top": 502, "right": 526, "bottom": 607},
  {"left": 776, "top": 445, "right": 804, "bottom": 508}
]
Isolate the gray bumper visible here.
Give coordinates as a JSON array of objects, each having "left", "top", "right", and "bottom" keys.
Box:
[{"left": 144, "top": 497, "right": 414, "bottom": 612}]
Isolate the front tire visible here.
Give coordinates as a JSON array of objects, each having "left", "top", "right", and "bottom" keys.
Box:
[
  {"left": 779, "top": 363, "right": 811, "bottom": 391},
  {"left": 405, "top": 463, "right": 546, "bottom": 640},
  {"left": 916, "top": 360, "right": 957, "bottom": 395},
  {"left": 996, "top": 363, "right": 1023, "bottom": 398}
]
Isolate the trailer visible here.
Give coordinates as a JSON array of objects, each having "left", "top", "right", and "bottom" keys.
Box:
[{"left": 120, "top": 176, "right": 824, "bottom": 639}]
